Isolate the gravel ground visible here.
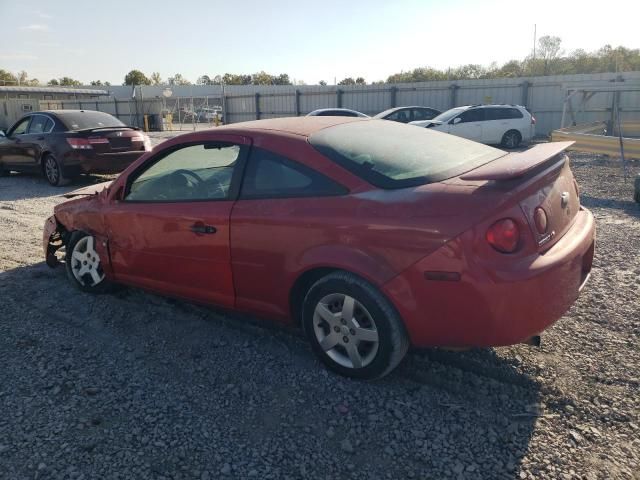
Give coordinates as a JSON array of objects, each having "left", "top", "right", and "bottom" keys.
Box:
[{"left": 0, "top": 147, "right": 638, "bottom": 480}]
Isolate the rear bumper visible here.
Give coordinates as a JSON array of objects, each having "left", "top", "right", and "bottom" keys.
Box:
[
  {"left": 382, "top": 208, "right": 596, "bottom": 348},
  {"left": 63, "top": 151, "right": 144, "bottom": 175}
]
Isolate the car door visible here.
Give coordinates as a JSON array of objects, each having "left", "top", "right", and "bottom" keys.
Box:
[
  {"left": 0, "top": 116, "right": 33, "bottom": 168},
  {"left": 447, "top": 108, "right": 484, "bottom": 141},
  {"left": 20, "top": 114, "right": 54, "bottom": 170},
  {"left": 104, "top": 135, "right": 251, "bottom": 307},
  {"left": 481, "top": 108, "right": 506, "bottom": 144},
  {"left": 230, "top": 145, "right": 349, "bottom": 320}
]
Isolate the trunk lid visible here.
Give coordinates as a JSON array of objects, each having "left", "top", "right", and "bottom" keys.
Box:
[
  {"left": 459, "top": 142, "right": 580, "bottom": 252},
  {"left": 74, "top": 128, "right": 147, "bottom": 153}
]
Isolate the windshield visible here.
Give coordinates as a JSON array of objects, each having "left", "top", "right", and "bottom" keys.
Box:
[
  {"left": 58, "top": 111, "right": 126, "bottom": 131},
  {"left": 309, "top": 120, "right": 505, "bottom": 189},
  {"left": 432, "top": 107, "right": 468, "bottom": 123}
]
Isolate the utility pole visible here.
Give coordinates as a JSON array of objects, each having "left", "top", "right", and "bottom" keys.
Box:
[{"left": 533, "top": 24, "right": 537, "bottom": 60}]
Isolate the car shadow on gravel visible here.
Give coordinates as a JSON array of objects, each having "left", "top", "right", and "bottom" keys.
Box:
[
  {"left": 0, "top": 172, "right": 114, "bottom": 201},
  {"left": 1, "top": 261, "right": 542, "bottom": 478},
  {"left": 580, "top": 194, "right": 640, "bottom": 217}
]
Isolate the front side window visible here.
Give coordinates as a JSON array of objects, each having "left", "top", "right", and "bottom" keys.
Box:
[
  {"left": 126, "top": 143, "right": 242, "bottom": 202},
  {"left": 387, "top": 109, "right": 411, "bottom": 123},
  {"left": 458, "top": 109, "right": 485, "bottom": 123},
  {"left": 240, "top": 148, "right": 346, "bottom": 199},
  {"left": 10, "top": 117, "right": 31, "bottom": 136},
  {"left": 411, "top": 108, "right": 438, "bottom": 122}
]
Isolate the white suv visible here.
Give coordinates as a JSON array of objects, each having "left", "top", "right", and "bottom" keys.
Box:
[{"left": 410, "top": 104, "right": 535, "bottom": 148}]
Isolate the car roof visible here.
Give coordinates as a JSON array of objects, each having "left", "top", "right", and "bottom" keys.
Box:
[{"left": 217, "top": 116, "right": 366, "bottom": 137}]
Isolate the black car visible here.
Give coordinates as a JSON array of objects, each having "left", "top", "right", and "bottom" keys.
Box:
[
  {"left": 0, "top": 110, "right": 151, "bottom": 186},
  {"left": 306, "top": 108, "right": 369, "bottom": 118},
  {"left": 374, "top": 106, "right": 441, "bottom": 123}
]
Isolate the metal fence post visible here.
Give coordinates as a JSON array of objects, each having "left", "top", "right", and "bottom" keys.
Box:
[
  {"left": 336, "top": 89, "right": 343, "bottom": 108},
  {"left": 521, "top": 81, "right": 530, "bottom": 108},
  {"left": 255, "top": 93, "right": 261, "bottom": 120},
  {"left": 390, "top": 86, "right": 397, "bottom": 108},
  {"left": 295, "top": 89, "right": 301, "bottom": 116},
  {"left": 449, "top": 84, "right": 459, "bottom": 109}
]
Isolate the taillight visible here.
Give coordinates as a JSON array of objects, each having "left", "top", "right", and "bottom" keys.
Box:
[
  {"left": 132, "top": 134, "right": 151, "bottom": 151},
  {"left": 486, "top": 218, "right": 520, "bottom": 253},
  {"left": 88, "top": 137, "right": 109, "bottom": 145},
  {"left": 66, "top": 138, "right": 92, "bottom": 150},
  {"left": 533, "top": 207, "right": 548, "bottom": 234}
]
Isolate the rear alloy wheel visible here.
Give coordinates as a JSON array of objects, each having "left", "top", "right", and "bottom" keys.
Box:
[
  {"left": 302, "top": 272, "right": 409, "bottom": 379},
  {"left": 65, "top": 232, "right": 110, "bottom": 293},
  {"left": 44, "top": 154, "right": 71, "bottom": 186},
  {"left": 501, "top": 130, "right": 522, "bottom": 149}
]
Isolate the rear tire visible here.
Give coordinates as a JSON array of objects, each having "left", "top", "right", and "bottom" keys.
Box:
[
  {"left": 302, "top": 271, "right": 409, "bottom": 380},
  {"left": 65, "top": 231, "right": 112, "bottom": 294},
  {"left": 501, "top": 130, "right": 522, "bottom": 149},
  {"left": 43, "top": 154, "right": 71, "bottom": 187}
]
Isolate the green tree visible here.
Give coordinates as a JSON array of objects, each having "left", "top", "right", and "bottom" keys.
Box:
[
  {"left": 273, "top": 73, "right": 292, "bottom": 85},
  {"left": 222, "top": 73, "right": 252, "bottom": 85},
  {"left": 319, "top": 80, "right": 327, "bottom": 86},
  {"left": 150, "top": 72, "right": 163, "bottom": 85},
  {"left": 251, "top": 71, "right": 273, "bottom": 85},
  {"left": 0, "top": 69, "right": 18, "bottom": 85},
  {"left": 168, "top": 73, "right": 191, "bottom": 85},
  {"left": 124, "top": 69, "right": 151, "bottom": 86},
  {"left": 338, "top": 77, "right": 356, "bottom": 85},
  {"left": 47, "top": 78, "right": 59, "bottom": 86},
  {"left": 58, "top": 77, "right": 82, "bottom": 87},
  {"left": 355, "top": 77, "right": 366, "bottom": 85}
]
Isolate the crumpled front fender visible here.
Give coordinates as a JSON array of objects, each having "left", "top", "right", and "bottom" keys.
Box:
[{"left": 43, "top": 215, "right": 64, "bottom": 268}]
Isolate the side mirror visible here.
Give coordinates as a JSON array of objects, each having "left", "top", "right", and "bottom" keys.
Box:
[
  {"left": 451, "top": 117, "right": 462, "bottom": 125},
  {"left": 0, "top": 130, "right": 5, "bottom": 137}
]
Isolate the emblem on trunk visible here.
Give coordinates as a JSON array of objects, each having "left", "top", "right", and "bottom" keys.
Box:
[
  {"left": 116, "top": 131, "right": 123, "bottom": 136},
  {"left": 561, "top": 192, "right": 570, "bottom": 208}
]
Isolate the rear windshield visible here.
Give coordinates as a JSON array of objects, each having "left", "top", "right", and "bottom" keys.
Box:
[
  {"left": 58, "top": 111, "right": 125, "bottom": 131},
  {"left": 309, "top": 120, "right": 505, "bottom": 188}
]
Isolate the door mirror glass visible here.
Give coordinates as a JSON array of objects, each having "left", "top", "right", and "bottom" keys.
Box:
[{"left": 0, "top": 130, "right": 5, "bottom": 137}]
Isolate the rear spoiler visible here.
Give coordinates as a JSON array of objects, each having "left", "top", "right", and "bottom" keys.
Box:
[
  {"left": 74, "top": 126, "right": 139, "bottom": 133},
  {"left": 460, "top": 141, "right": 575, "bottom": 181}
]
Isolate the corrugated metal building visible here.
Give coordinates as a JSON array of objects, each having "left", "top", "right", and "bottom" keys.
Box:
[{"left": 0, "top": 86, "right": 109, "bottom": 129}]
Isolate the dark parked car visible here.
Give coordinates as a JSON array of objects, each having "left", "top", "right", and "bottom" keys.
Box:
[
  {"left": 374, "top": 106, "right": 441, "bottom": 123},
  {"left": 307, "top": 108, "right": 369, "bottom": 118},
  {"left": 44, "top": 117, "right": 595, "bottom": 379},
  {"left": 0, "top": 110, "right": 151, "bottom": 186}
]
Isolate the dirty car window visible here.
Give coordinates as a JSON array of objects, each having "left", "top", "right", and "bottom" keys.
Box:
[{"left": 309, "top": 120, "right": 505, "bottom": 189}]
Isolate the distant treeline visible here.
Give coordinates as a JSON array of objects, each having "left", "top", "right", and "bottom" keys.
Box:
[{"left": 1, "top": 37, "right": 638, "bottom": 88}]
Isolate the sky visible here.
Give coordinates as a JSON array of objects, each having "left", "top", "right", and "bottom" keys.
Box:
[{"left": 1, "top": 0, "right": 638, "bottom": 85}]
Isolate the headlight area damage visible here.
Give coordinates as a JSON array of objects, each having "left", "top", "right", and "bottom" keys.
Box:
[{"left": 43, "top": 215, "right": 68, "bottom": 268}]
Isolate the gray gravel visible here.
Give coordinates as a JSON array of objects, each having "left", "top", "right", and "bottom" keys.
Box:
[{"left": 0, "top": 148, "right": 638, "bottom": 479}]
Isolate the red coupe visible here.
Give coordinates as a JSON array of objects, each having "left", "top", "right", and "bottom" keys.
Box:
[{"left": 43, "top": 117, "right": 595, "bottom": 379}]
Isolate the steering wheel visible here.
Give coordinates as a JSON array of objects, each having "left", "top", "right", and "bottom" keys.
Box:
[{"left": 171, "top": 169, "right": 203, "bottom": 185}]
